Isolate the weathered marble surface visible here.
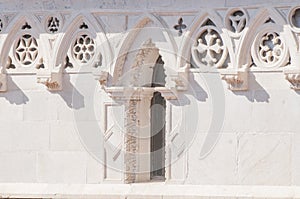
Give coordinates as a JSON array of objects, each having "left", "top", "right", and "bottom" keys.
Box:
[{"left": 0, "top": 0, "right": 299, "bottom": 197}]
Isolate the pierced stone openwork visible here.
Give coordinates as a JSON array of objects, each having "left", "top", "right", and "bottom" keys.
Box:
[
  {"left": 289, "top": 7, "right": 300, "bottom": 31},
  {"left": 191, "top": 26, "right": 227, "bottom": 68},
  {"left": 14, "top": 34, "right": 38, "bottom": 66},
  {"left": 226, "top": 9, "right": 247, "bottom": 33},
  {"left": 46, "top": 16, "right": 60, "bottom": 33},
  {"left": 251, "top": 31, "right": 288, "bottom": 68},
  {"left": 72, "top": 34, "right": 95, "bottom": 64},
  {"left": 0, "top": 18, "right": 4, "bottom": 33}
]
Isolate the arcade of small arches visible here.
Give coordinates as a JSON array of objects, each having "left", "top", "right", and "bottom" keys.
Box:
[
  {"left": 0, "top": 6, "right": 299, "bottom": 184},
  {"left": 0, "top": 7, "right": 299, "bottom": 93}
]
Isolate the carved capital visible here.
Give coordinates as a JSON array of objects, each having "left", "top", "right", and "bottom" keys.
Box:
[
  {"left": 94, "top": 71, "right": 108, "bottom": 87},
  {"left": 285, "top": 73, "right": 300, "bottom": 90},
  {"left": 37, "top": 68, "right": 62, "bottom": 91},
  {"left": 172, "top": 66, "right": 188, "bottom": 91},
  {"left": 284, "top": 67, "right": 300, "bottom": 90},
  {"left": 221, "top": 67, "right": 248, "bottom": 91}
]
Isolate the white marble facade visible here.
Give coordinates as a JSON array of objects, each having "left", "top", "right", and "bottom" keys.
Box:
[{"left": 0, "top": 0, "right": 300, "bottom": 198}]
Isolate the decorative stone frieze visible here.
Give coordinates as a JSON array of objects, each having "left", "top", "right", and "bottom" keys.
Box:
[{"left": 0, "top": 8, "right": 299, "bottom": 93}]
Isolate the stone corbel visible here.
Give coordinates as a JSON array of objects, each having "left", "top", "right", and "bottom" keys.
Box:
[
  {"left": 94, "top": 70, "right": 108, "bottom": 88},
  {"left": 0, "top": 73, "right": 7, "bottom": 92},
  {"left": 172, "top": 66, "right": 188, "bottom": 91},
  {"left": 284, "top": 67, "right": 300, "bottom": 90},
  {"left": 220, "top": 66, "right": 248, "bottom": 91},
  {"left": 37, "top": 66, "right": 62, "bottom": 91}
]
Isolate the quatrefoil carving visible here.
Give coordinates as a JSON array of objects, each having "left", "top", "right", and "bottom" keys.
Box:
[
  {"left": 251, "top": 30, "right": 288, "bottom": 68},
  {"left": 72, "top": 34, "right": 95, "bottom": 64},
  {"left": 191, "top": 26, "right": 228, "bottom": 68}
]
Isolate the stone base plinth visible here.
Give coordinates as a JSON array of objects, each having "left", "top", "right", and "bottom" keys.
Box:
[{"left": 1, "top": 183, "right": 300, "bottom": 198}]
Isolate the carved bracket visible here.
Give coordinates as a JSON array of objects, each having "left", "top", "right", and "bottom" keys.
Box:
[
  {"left": 172, "top": 66, "right": 188, "bottom": 91},
  {"left": 94, "top": 70, "right": 108, "bottom": 88},
  {"left": 284, "top": 67, "right": 300, "bottom": 90},
  {"left": 37, "top": 66, "right": 62, "bottom": 91},
  {"left": 221, "top": 66, "right": 248, "bottom": 91},
  {"left": 0, "top": 73, "right": 7, "bottom": 92}
]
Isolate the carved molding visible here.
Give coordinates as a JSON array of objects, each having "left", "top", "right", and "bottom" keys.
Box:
[
  {"left": 104, "top": 87, "right": 177, "bottom": 101},
  {"left": 130, "top": 39, "right": 159, "bottom": 87},
  {"left": 124, "top": 99, "right": 138, "bottom": 183}
]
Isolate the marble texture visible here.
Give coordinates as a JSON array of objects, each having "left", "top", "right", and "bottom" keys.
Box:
[{"left": 0, "top": 0, "right": 299, "bottom": 197}]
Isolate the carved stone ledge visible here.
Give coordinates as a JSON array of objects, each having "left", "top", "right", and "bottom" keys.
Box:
[
  {"left": 220, "top": 67, "right": 248, "bottom": 91},
  {"left": 284, "top": 67, "right": 300, "bottom": 90},
  {"left": 0, "top": 73, "right": 7, "bottom": 92},
  {"left": 104, "top": 87, "right": 177, "bottom": 100},
  {"left": 37, "top": 69, "right": 62, "bottom": 91},
  {"left": 104, "top": 87, "right": 153, "bottom": 100},
  {"left": 154, "top": 87, "right": 177, "bottom": 100}
]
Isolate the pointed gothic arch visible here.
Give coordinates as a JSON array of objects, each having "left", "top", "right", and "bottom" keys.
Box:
[
  {"left": 53, "top": 13, "right": 112, "bottom": 72},
  {"left": 0, "top": 13, "right": 48, "bottom": 72},
  {"left": 237, "top": 8, "right": 288, "bottom": 68},
  {"left": 177, "top": 10, "right": 233, "bottom": 70},
  {"left": 111, "top": 13, "right": 177, "bottom": 88}
]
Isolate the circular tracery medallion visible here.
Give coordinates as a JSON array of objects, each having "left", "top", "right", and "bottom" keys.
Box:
[
  {"left": 191, "top": 26, "right": 227, "bottom": 68},
  {"left": 72, "top": 34, "right": 95, "bottom": 64},
  {"left": 15, "top": 34, "right": 38, "bottom": 66},
  {"left": 251, "top": 30, "right": 288, "bottom": 68}
]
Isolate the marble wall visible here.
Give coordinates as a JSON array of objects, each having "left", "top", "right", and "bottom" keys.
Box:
[{"left": 0, "top": 0, "right": 299, "bottom": 190}]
